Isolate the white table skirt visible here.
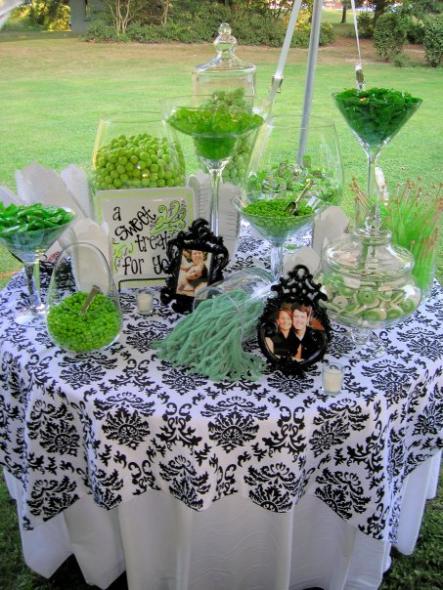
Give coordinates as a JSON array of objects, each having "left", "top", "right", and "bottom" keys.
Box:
[{"left": 5, "top": 451, "right": 440, "bottom": 590}]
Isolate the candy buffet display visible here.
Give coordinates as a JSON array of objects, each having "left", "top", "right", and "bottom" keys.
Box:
[
  {"left": 246, "top": 160, "right": 340, "bottom": 206},
  {"left": 92, "top": 115, "right": 185, "bottom": 191},
  {"left": 247, "top": 116, "right": 343, "bottom": 209},
  {"left": 154, "top": 267, "right": 272, "bottom": 381},
  {"left": 46, "top": 242, "right": 122, "bottom": 353},
  {"left": 0, "top": 202, "right": 75, "bottom": 325},
  {"left": 0, "top": 202, "right": 74, "bottom": 246},
  {"left": 316, "top": 86, "right": 424, "bottom": 341},
  {"left": 47, "top": 291, "right": 121, "bottom": 353}
]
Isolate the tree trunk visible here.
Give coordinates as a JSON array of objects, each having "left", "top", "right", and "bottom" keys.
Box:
[
  {"left": 341, "top": 5, "right": 347, "bottom": 24},
  {"left": 162, "top": 0, "right": 171, "bottom": 26}
]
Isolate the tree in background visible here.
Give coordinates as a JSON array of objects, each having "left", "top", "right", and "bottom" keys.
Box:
[
  {"left": 403, "top": 0, "right": 443, "bottom": 16},
  {"left": 103, "top": 0, "right": 145, "bottom": 34},
  {"left": 367, "top": 0, "right": 400, "bottom": 22},
  {"left": 340, "top": 0, "right": 364, "bottom": 24}
]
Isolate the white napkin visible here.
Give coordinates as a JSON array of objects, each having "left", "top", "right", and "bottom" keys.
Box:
[
  {"left": 15, "top": 162, "right": 88, "bottom": 218},
  {"left": 283, "top": 247, "right": 321, "bottom": 277},
  {"left": 187, "top": 172, "right": 241, "bottom": 258},
  {"left": 312, "top": 206, "right": 349, "bottom": 256}
]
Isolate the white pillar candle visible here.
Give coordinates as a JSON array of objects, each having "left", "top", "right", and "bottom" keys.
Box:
[
  {"left": 137, "top": 291, "right": 153, "bottom": 315},
  {"left": 322, "top": 361, "right": 344, "bottom": 395}
]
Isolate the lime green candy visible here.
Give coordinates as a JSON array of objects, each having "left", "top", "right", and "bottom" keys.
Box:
[
  {"left": 94, "top": 132, "right": 185, "bottom": 190},
  {"left": 47, "top": 292, "right": 121, "bottom": 353},
  {"left": 334, "top": 87, "right": 422, "bottom": 149},
  {"left": 242, "top": 197, "right": 314, "bottom": 241},
  {"left": 167, "top": 91, "right": 263, "bottom": 162},
  {"left": 321, "top": 272, "right": 419, "bottom": 327},
  {"left": 0, "top": 203, "right": 74, "bottom": 237}
]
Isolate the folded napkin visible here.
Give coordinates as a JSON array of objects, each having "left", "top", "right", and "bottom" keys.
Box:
[
  {"left": 187, "top": 172, "right": 241, "bottom": 258},
  {"left": 312, "top": 206, "right": 349, "bottom": 256}
]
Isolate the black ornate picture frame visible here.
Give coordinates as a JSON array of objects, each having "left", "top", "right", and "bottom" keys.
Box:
[
  {"left": 258, "top": 265, "right": 332, "bottom": 373},
  {"left": 160, "top": 218, "right": 229, "bottom": 313}
]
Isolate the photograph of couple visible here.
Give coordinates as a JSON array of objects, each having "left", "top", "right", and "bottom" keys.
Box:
[
  {"left": 176, "top": 249, "right": 211, "bottom": 297},
  {"left": 265, "top": 302, "right": 326, "bottom": 364}
]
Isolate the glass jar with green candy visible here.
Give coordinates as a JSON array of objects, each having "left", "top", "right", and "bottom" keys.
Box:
[
  {"left": 46, "top": 242, "right": 122, "bottom": 353},
  {"left": 0, "top": 202, "right": 75, "bottom": 325},
  {"left": 92, "top": 114, "right": 185, "bottom": 192},
  {"left": 165, "top": 95, "right": 264, "bottom": 235},
  {"left": 235, "top": 115, "right": 343, "bottom": 281}
]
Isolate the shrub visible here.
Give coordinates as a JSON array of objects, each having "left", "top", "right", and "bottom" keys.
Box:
[
  {"left": 406, "top": 16, "right": 426, "bottom": 44},
  {"left": 374, "top": 13, "right": 408, "bottom": 60},
  {"left": 423, "top": 16, "right": 443, "bottom": 67},
  {"left": 357, "top": 12, "right": 374, "bottom": 39},
  {"left": 85, "top": 21, "right": 119, "bottom": 42},
  {"left": 392, "top": 53, "right": 412, "bottom": 67},
  {"left": 86, "top": 2, "right": 335, "bottom": 48}
]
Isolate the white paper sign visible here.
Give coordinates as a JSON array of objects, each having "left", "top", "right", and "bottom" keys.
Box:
[{"left": 95, "top": 187, "right": 195, "bottom": 288}]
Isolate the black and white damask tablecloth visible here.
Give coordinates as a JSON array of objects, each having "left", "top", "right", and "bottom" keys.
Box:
[{"left": 0, "top": 235, "right": 442, "bottom": 545}]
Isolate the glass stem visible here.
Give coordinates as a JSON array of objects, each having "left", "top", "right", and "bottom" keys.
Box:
[
  {"left": 24, "top": 259, "right": 43, "bottom": 314},
  {"left": 366, "top": 151, "right": 381, "bottom": 233},
  {"left": 207, "top": 164, "right": 226, "bottom": 236},
  {"left": 270, "top": 245, "right": 284, "bottom": 282}
]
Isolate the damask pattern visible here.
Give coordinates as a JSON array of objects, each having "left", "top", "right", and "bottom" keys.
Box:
[{"left": 0, "top": 245, "right": 442, "bottom": 546}]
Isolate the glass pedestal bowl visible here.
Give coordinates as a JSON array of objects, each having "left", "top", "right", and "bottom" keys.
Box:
[
  {"left": 0, "top": 204, "right": 75, "bottom": 325},
  {"left": 233, "top": 194, "right": 320, "bottom": 282},
  {"left": 165, "top": 95, "right": 264, "bottom": 235},
  {"left": 46, "top": 242, "right": 122, "bottom": 354}
]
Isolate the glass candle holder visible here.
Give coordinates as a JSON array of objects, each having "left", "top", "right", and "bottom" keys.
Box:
[{"left": 322, "top": 356, "right": 345, "bottom": 395}]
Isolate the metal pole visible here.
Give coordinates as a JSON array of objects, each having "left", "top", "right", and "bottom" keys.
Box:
[
  {"left": 265, "top": 0, "right": 304, "bottom": 116},
  {"left": 297, "top": 0, "right": 323, "bottom": 165}
]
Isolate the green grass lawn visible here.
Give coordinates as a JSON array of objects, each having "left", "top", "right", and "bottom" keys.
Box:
[{"left": 0, "top": 33, "right": 442, "bottom": 589}]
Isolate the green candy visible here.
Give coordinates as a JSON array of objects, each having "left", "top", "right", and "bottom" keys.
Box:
[
  {"left": 400, "top": 298, "right": 418, "bottom": 314},
  {"left": 247, "top": 159, "right": 339, "bottom": 205},
  {"left": 356, "top": 290, "right": 378, "bottom": 306},
  {"left": 334, "top": 87, "right": 422, "bottom": 149},
  {"left": 167, "top": 89, "right": 263, "bottom": 162},
  {"left": 95, "top": 131, "right": 185, "bottom": 190},
  {"left": 0, "top": 203, "right": 74, "bottom": 240},
  {"left": 242, "top": 197, "right": 315, "bottom": 241},
  {"left": 47, "top": 292, "right": 121, "bottom": 353}
]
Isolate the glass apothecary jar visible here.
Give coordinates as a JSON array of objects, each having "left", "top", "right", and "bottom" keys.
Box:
[
  {"left": 193, "top": 22, "right": 256, "bottom": 102},
  {"left": 318, "top": 227, "right": 421, "bottom": 330},
  {"left": 46, "top": 242, "right": 122, "bottom": 353},
  {"left": 92, "top": 114, "right": 185, "bottom": 191}
]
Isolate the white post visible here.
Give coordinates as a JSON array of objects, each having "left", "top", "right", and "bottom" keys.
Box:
[{"left": 297, "top": 0, "right": 324, "bottom": 165}]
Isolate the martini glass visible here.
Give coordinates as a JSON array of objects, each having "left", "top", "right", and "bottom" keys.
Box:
[
  {"left": 233, "top": 194, "right": 320, "bottom": 282},
  {"left": 333, "top": 88, "right": 422, "bottom": 231},
  {"left": 165, "top": 96, "right": 264, "bottom": 235},
  {"left": 0, "top": 209, "right": 75, "bottom": 325}
]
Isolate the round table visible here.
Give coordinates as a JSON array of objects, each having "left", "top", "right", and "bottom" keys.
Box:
[{"left": 1, "top": 237, "right": 442, "bottom": 590}]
